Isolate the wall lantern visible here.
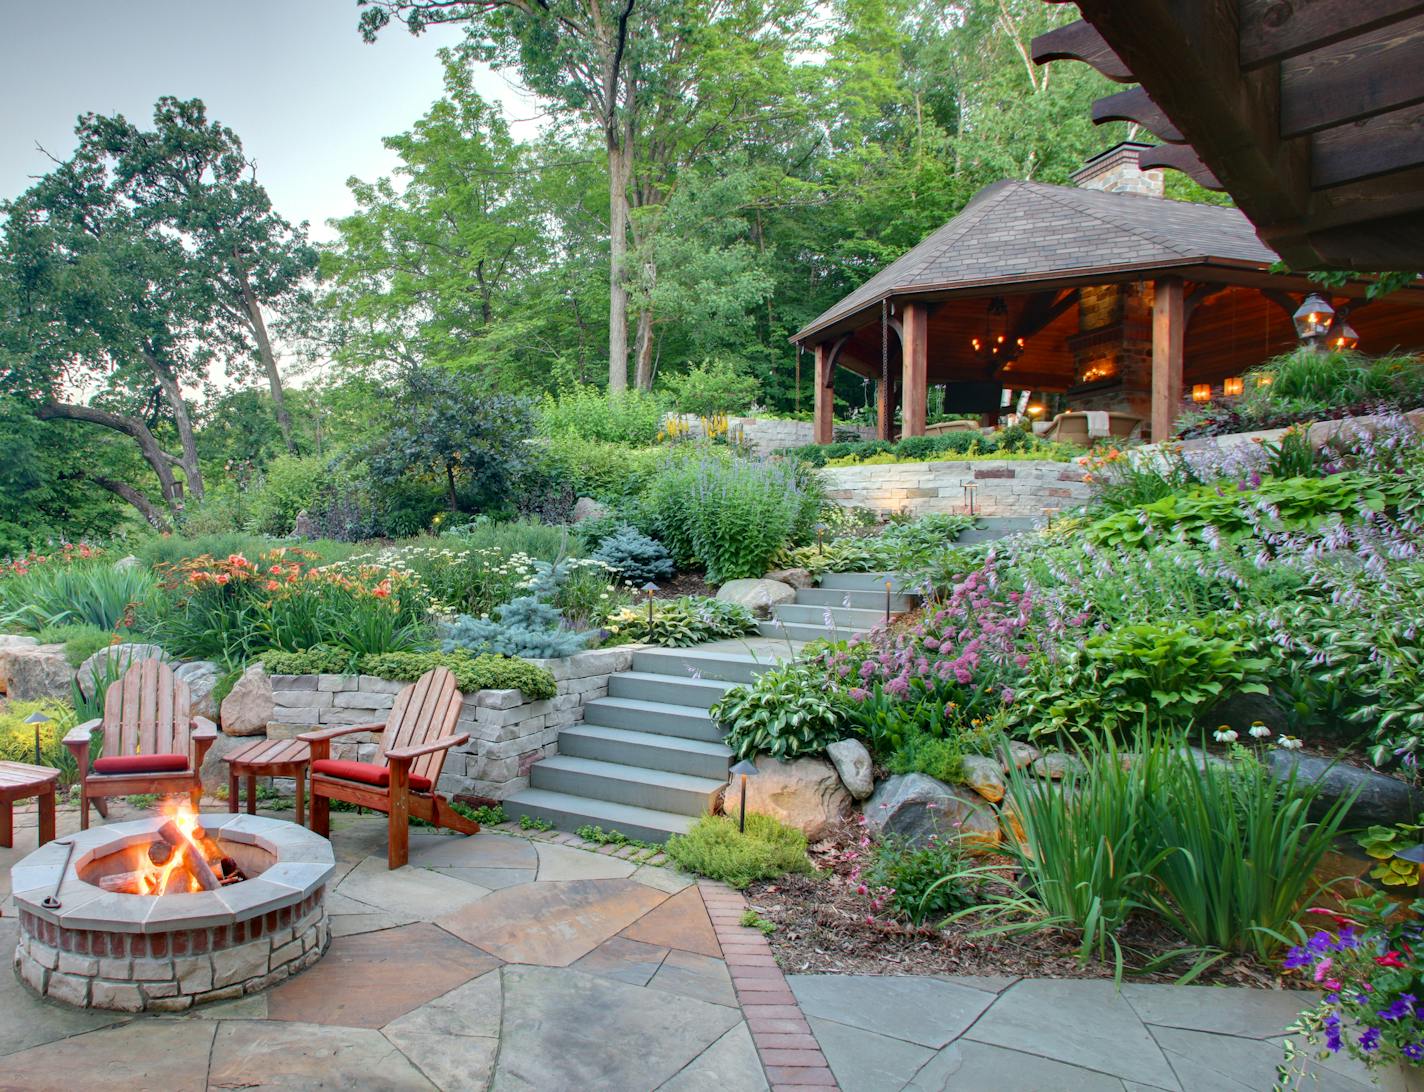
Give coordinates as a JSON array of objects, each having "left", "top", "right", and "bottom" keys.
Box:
[
  {"left": 1292, "top": 294, "right": 1335, "bottom": 341},
  {"left": 729, "top": 759, "right": 759, "bottom": 833},
  {"left": 1222, "top": 376, "right": 1244, "bottom": 397},
  {"left": 1191, "top": 384, "right": 1213, "bottom": 403},
  {"left": 1329, "top": 322, "right": 1360, "bottom": 352}
]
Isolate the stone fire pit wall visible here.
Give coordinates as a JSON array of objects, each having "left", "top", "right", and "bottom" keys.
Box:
[{"left": 266, "top": 646, "right": 643, "bottom": 801}]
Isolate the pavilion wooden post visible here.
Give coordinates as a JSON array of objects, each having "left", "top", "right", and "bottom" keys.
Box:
[
  {"left": 1151, "top": 276, "right": 1184, "bottom": 442},
  {"left": 901, "top": 303, "right": 929, "bottom": 437},
  {"left": 813, "top": 343, "right": 834, "bottom": 445},
  {"left": 876, "top": 380, "right": 891, "bottom": 441}
]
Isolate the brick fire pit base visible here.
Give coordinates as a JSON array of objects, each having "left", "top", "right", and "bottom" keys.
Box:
[{"left": 10, "top": 813, "right": 334, "bottom": 1012}]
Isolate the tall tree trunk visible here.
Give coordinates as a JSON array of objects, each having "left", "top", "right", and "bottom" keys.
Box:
[
  {"left": 634, "top": 303, "right": 656, "bottom": 390},
  {"left": 237, "top": 262, "right": 297, "bottom": 454},
  {"left": 141, "top": 347, "right": 205, "bottom": 504},
  {"left": 37, "top": 402, "right": 185, "bottom": 518},
  {"left": 607, "top": 137, "right": 631, "bottom": 392},
  {"left": 89, "top": 475, "right": 170, "bottom": 530}
]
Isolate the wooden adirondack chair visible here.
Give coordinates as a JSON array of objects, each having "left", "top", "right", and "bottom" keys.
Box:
[
  {"left": 63, "top": 659, "right": 218, "bottom": 830},
  {"left": 301, "top": 667, "right": 479, "bottom": 869}
]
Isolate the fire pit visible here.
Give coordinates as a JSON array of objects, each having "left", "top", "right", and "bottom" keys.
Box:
[{"left": 10, "top": 806, "right": 333, "bottom": 1012}]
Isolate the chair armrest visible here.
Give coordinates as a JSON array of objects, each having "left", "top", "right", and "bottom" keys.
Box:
[
  {"left": 298, "top": 723, "right": 385, "bottom": 743},
  {"left": 191, "top": 716, "right": 218, "bottom": 740},
  {"left": 385, "top": 734, "right": 470, "bottom": 763},
  {"left": 64, "top": 720, "right": 101, "bottom": 748}
]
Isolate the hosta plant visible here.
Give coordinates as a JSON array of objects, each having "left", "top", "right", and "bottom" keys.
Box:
[
  {"left": 713, "top": 659, "right": 847, "bottom": 760},
  {"left": 603, "top": 596, "right": 754, "bottom": 648}
]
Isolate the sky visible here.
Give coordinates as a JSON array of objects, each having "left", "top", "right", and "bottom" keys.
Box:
[{"left": 0, "top": 0, "right": 541, "bottom": 241}]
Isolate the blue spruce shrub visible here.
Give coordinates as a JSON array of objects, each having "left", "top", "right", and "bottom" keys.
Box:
[
  {"left": 592, "top": 525, "right": 675, "bottom": 585},
  {"left": 442, "top": 559, "right": 596, "bottom": 660}
]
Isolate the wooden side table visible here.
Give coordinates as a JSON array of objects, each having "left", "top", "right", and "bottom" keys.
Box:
[
  {"left": 0, "top": 761, "right": 60, "bottom": 848},
  {"left": 222, "top": 738, "right": 311, "bottom": 827}
]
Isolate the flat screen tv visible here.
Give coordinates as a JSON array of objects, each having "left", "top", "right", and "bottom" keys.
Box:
[{"left": 942, "top": 382, "right": 1003, "bottom": 414}]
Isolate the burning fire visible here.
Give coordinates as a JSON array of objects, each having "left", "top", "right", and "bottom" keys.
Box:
[{"left": 98, "top": 801, "right": 245, "bottom": 896}]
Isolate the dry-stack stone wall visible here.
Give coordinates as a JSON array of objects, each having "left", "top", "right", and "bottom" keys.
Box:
[
  {"left": 820, "top": 459, "right": 1091, "bottom": 518},
  {"left": 266, "top": 646, "right": 641, "bottom": 800}
]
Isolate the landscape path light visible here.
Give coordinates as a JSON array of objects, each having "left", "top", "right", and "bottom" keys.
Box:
[
  {"left": 642, "top": 582, "right": 658, "bottom": 626},
  {"left": 24, "top": 711, "right": 51, "bottom": 767},
  {"left": 729, "top": 759, "right": 758, "bottom": 834}
]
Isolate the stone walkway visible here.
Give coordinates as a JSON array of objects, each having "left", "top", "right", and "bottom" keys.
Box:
[{"left": 0, "top": 803, "right": 1418, "bottom": 1090}]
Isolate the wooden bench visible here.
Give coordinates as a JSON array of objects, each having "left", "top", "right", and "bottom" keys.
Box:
[{"left": 0, "top": 761, "right": 60, "bottom": 848}]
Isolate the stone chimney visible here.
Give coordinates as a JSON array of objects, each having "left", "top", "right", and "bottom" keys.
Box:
[{"left": 1070, "top": 141, "right": 1164, "bottom": 197}]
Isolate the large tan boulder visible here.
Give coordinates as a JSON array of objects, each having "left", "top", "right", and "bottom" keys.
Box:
[
  {"left": 175, "top": 661, "right": 222, "bottom": 720},
  {"left": 723, "top": 753, "right": 851, "bottom": 840},
  {"left": 0, "top": 640, "right": 72, "bottom": 701},
  {"left": 220, "top": 664, "right": 274, "bottom": 736},
  {"left": 961, "top": 755, "right": 1006, "bottom": 803},
  {"left": 716, "top": 579, "right": 795, "bottom": 618}
]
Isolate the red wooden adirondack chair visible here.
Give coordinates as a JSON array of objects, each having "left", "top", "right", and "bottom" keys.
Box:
[
  {"left": 301, "top": 667, "right": 479, "bottom": 868},
  {"left": 63, "top": 659, "right": 217, "bottom": 829}
]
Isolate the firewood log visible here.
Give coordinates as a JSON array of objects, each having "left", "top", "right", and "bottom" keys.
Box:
[
  {"left": 155, "top": 819, "right": 221, "bottom": 891},
  {"left": 98, "top": 871, "right": 150, "bottom": 894}
]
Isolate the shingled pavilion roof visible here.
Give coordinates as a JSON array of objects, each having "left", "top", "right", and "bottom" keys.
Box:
[{"left": 794, "top": 178, "right": 1278, "bottom": 343}]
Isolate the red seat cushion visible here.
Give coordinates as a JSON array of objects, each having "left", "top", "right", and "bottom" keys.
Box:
[
  {"left": 312, "top": 759, "right": 431, "bottom": 793},
  {"left": 92, "top": 753, "right": 190, "bottom": 776}
]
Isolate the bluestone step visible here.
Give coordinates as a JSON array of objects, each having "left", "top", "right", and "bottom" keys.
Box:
[
  {"left": 581, "top": 696, "right": 724, "bottom": 742},
  {"left": 608, "top": 671, "right": 737, "bottom": 709},
  {"left": 818, "top": 572, "right": 918, "bottom": 594},
  {"left": 503, "top": 788, "right": 695, "bottom": 843},
  {"left": 559, "top": 723, "right": 733, "bottom": 779},
  {"left": 530, "top": 755, "right": 724, "bottom": 816},
  {"left": 631, "top": 647, "right": 778, "bottom": 685},
  {"left": 758, "top": 619, "right": 878, "bottom": 642},
  {"left": 773, "top": 603, "right": 888, "bottom": 629},
  {"left": 795, "top": 587, "right": 914, "bottom": 612}
]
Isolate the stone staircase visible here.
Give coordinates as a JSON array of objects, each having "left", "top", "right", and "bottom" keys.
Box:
[
  {"left": 955, "top": 516, "right": 1039, "bottom": 546},
  {"left": 505, "top": 573, "right": 917, "bottom": 842}
]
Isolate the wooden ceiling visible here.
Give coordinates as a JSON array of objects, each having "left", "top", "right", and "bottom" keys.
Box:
[
  {"left": 831, "top": 284, "right": 1424, "bottom": 393},
  {"left": 1032, "top": 2, "right": 1424, "bottom": 271}
]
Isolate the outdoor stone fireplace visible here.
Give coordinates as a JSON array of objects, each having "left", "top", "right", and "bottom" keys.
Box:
[{"left": 10, "top": 812, "right": 333, "bottom": 1012}]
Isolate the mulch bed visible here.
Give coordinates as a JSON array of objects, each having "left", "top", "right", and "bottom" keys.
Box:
[
  {"left": 742, "top": 824, "right": 1286, "bottom": 988},
  {"left": 652, "top": 571, "right": 716, "bottom": 599}
]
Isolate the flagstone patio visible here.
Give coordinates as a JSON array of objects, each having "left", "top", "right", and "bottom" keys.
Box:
[{"left": 0, "top": 802, "right": 1417, "bottom": 1090}]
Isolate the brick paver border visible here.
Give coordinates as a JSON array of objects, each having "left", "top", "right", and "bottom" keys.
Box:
[{"left": 698, "top": 880, "right": 839, "bottom": 1090}]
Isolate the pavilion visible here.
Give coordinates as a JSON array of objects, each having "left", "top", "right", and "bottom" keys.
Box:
[{"left": 792, "top": 143, "right": 1424, "bottom": 444}]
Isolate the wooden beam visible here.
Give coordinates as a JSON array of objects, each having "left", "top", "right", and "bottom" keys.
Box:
[
  {"left": 1152, "top": 277, "right": 1185, "bottom": 443},
  {"left": 1184, "top": 282, "right": 1230, "bottom": 322},
  {"left": 1091, "top": 87, "right": 1184, "bottom": 141},
  {"left": 876, "top": 379, "right": 892, "bottom": 442},
  {"left": 1070, "top": 1, "right": 1311, "bottom": 237},
  {"left": 1137, "top": 143, "right": 1224, "bottom": 189},
  {"left": 813, "top": 343, "right": 833, "bottom": 445},
  {"left": 1310, "top": 101, "right": 1424, "bottom": 187},
  {"left": 1030, "top": 20, "right": 1134, "bottom": 81},
  {"left": 1280, "top": 13, "right": 1424, "bottom": 136},
  {"left": 1239, "top": 0, "right": 1424, "bottom": 68},
  {"left": 901, "top": 303, "right": 929, "bottom": 438}
]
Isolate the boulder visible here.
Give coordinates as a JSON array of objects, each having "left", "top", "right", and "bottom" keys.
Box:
[
  {"left": 572, "top": 497, "right": 608, "bottom": 524},
  {"left": 826, "top": 738, "right": 874, "bottom": 800},
  {"left": 1266, "top": 751, "right": 1424, "bottom": 827},
  {"left": 1202, "top": 691, "right": 1291, "bottom": 737},
  {"left": 220, "top": 664, "right": 275, "bottom": 737},
  {"left": 199, "top": 732, "right": 251, "bottom": 796},
  {"left": 864, "top": 773, "right": 1000, "bottom": 850},
  {"left": 1031, "top": 752, "right": 1084, "bottom": 780},
  {"left": 961, "top": 755, "right": 1006, "bottom": 803},
  {"left": 113, "top": 555, "right": 144, "bottom": 572},
  {"left": 0, "top": 641, "right": 72, "bottom": 701},
  {"left": 76, "top": 643, "right": 170, "bottom": 700},
  {"left": 765, "top": 568, "right": 814, "bottom": 590},
  {"left": 723, "top": 754, "right": 851, "bottom": 840},
  {"left": 175, "top": 661, "right": 222, "bottom": 720},
  {"left": 715, "top": 578, "right": 795, "bottom": 618},
  {"left": 999, "top": 741, "right": 1040, "bottom": 772},
  {"left": 291, "top": 511, "right": 317, "bottom": 539}
]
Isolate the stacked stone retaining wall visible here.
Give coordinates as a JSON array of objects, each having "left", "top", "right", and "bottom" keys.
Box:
[
  {"left": 819, "top": 459, "right": 1090, "bottom": 518},
  {"left": 266, "top": 646, "right": 641, "bottom": 801}
]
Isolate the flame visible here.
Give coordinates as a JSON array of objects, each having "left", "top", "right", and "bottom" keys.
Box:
[{"left": 112, "top": 800, "right": 215, "bottom": 896}]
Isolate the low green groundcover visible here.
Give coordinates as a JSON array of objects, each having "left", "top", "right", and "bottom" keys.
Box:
[
  {"left": 664, "top": 812, "right": 813, "bottom": 888},
  {"left": 259, "top": 648, "right": 556, "bottom": 699}
]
